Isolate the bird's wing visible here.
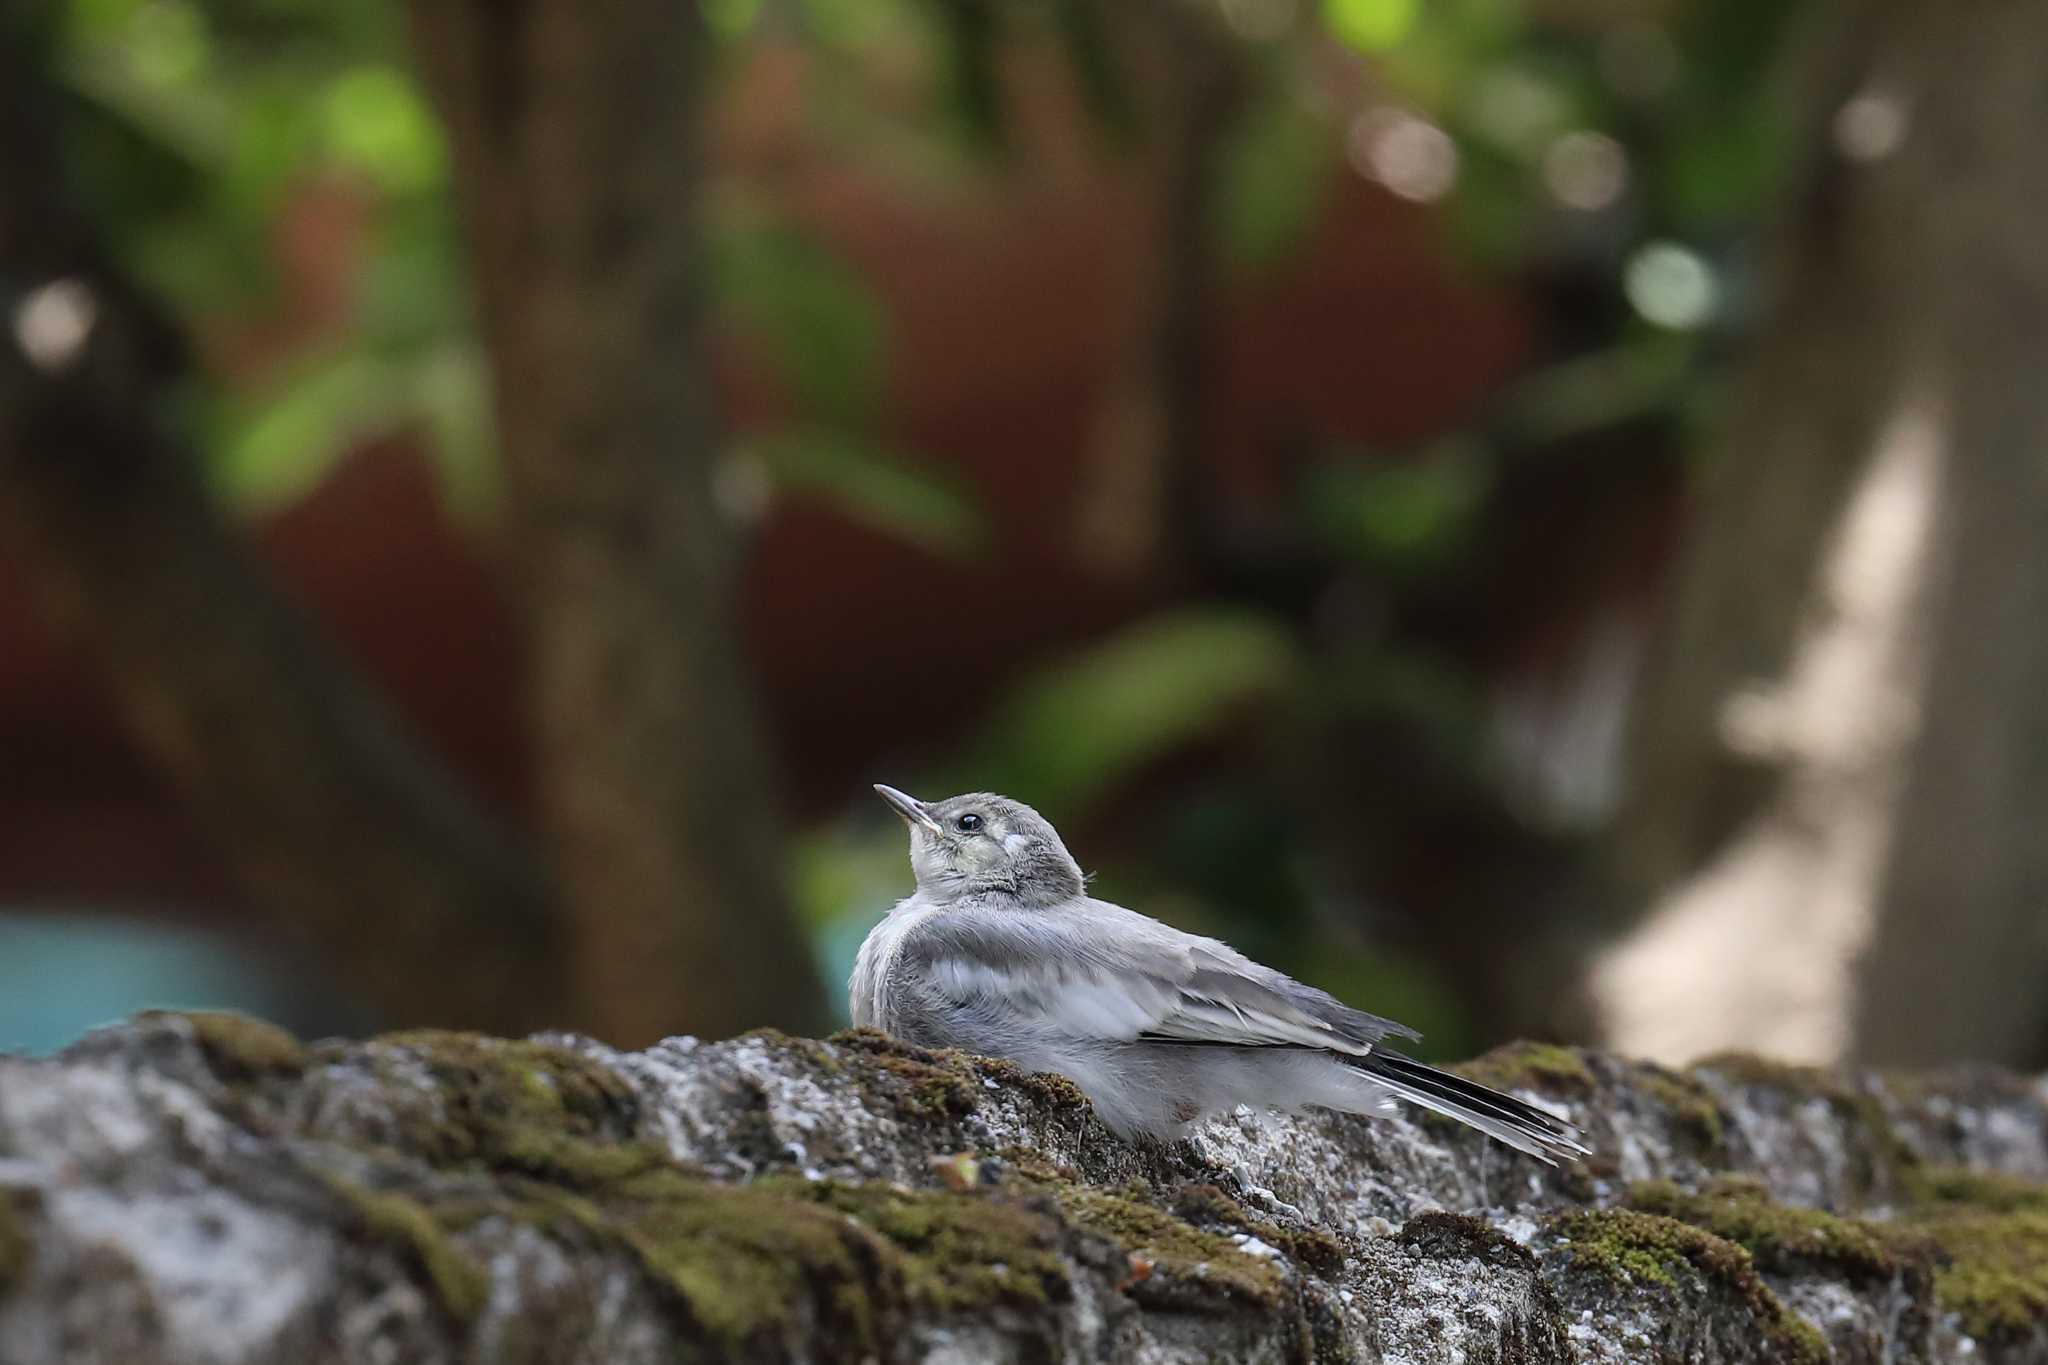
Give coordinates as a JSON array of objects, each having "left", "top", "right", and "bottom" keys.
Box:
[{"left": 906, "top": 900, "right": 1417, "bottom": 1054}]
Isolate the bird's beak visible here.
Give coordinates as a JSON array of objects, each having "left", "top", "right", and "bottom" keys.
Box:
[{"left": 874, "top": 783, "right": 943, "bottom": 835}]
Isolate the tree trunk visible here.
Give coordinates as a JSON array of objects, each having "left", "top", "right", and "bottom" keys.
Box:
[
  {"left": 407, "top": 2, "right": 829, "bottom": 1045},
  {"left": 7, "top": 1010, "right": 2047, "bottom": 1362},
  {"left": 1845, "top": 0, "right": 2048, "bottom": 1067},
  {"left": 0, "top": 34, "right": 564, "bottom": 1035},
  {"left": 1601, "top": 0, "right": 2048, "bottom": 1069}
]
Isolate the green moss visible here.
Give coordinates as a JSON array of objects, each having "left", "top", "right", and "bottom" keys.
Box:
[
  {"left": 1173, "top": 1184, "right": 1345, "bottom": 1276},
  {"left": 1908, "top": 1208, "right": 2048, "bottom": 1341},
  {"left": 1609, "top": 1164, "right": 2048, "bottom": 1344},
  {"left": 799, "top": 1179, "right": 1069, "bottom": 1312},
  {"left": 825, "top": 1029, "right": 1092, "bottom": 1123},
  {"left": 435, "top": 1154, "right": 1080, "bottom": 1350},
  {"left": 1058, "top": 1186, "right": 1287, "bottom": 1310},
  {"left": 1628, "top": 1177, "right": 1910, "bottom": 1285},
  {"left": 979, "top": 1056, "right": 1091, "bottom": 1113},
  {"left": 0, "top": 1190, "right": 29, "bottom": 1292},
  {"left": 1637, "top": 1066, "right": 1727, "bottom": 1156},
  {"left": 828, "top": 1030, "right": 981, "bottom": 1119},
  {"left": 319, "top": 1173, "right": 490, "bottom": 1322},
  {"left": 992, "top": 1147, "right": 1076, "bottom": 1184},
  {"left": 1547, "top": 1208, "right": 1828, "bottom": 1365},
  {"left": 363, "top": 1031, "right": 641, "bottom": 1178},
  {"left": 597, "top": 1173, "right": 895, "bottom": 1348},
  {"left": 146, "top": 1010, "right": 306, "bottom": 1079},
  {"left": 1453, "top": 1041, "right": 1594, "bottom": 1095},
  {"left": 1909, "top": 1167, "right": 2048, "bottom": 1213}
]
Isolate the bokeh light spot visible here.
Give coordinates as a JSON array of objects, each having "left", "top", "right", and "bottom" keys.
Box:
[
  {"left": 1834, "top": 89, "right": 1909, "bottom": 163},
  {"left": 1624, "top": 242, "right": 1717, "bottom": 330},
  {"left": 1348, "top": 108, "right": 1458, "bottom": 204},
  {"left": 14, "top": 279, "right": 98, "bottom": 373},
  {"left": 1543, "top": 131, "right": 1629, "bottom": 211}
]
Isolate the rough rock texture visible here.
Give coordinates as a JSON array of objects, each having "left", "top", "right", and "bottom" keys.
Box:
[{"left": 2, "top": 1014, "right": 2046, "bottom": 1363}]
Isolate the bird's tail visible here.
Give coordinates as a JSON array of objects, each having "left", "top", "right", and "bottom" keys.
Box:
[{"left": 1353, "top": 1050, "right": 1590, "bottom": 1165}]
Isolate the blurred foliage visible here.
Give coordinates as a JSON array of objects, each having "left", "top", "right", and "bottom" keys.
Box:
[
  {"left": 951, "top": 609, "right": 1301, "bottom": 815},
  {"left": 730, "top": 430, "right": 989, "bottom": 558},
  {"left": 26, "top": 0, "right": 1818, "bottom": 1053}
]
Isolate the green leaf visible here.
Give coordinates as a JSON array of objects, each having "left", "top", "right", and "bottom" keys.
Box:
[
  {"left": 703, "top": 0, "right": 766, "bottom": 40},
  {"left": 207, "top": 348, "right": 407, "bottom": 511},
  {"left": 712, "top": 222, "right": 890, "bottom": 424},
  {"left": 1215, "top": 96, "right": 1331, "bottom": 268},
  {"left": 320, "top": 64, "right": 446, "bottom": 196},
  {"left": 955, "top": 609, "right": 1302, "bottom": 814},
  {"left": 736, "top": 430, "right": 987, "bottom": 558},
  {"left": 1303, "top": 439, "right": 1490, "bottom": 568},
  {"left": 412, "top": 342, "right": 501, "bottom": 523},
  {"left": 1323, "top": 0, "right": 1419, "bottom": 53}
]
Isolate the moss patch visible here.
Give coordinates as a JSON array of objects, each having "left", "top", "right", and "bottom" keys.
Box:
[
  {"left": 1637, "top": 1065, "right": 1727, "bottom": 1157},
  {"left": 1058, "top": 1185, "right": 1288, "bottom": 1311},
  {"left": 359, "top": 1031, "right": 642, "bottom": 1180},
  {"left": 602, "top": 1174, "right": 896, "bottom": 1348},
  {"left": 1612, "top": 1165, "right": 2048, "bottom": 1345},
  {"left": 148, "top": 1010, "right": 306, "bottom": 1080},
  {"left": 1453, "top": 1041, "right": 1594, "bottom": 1096},
  {"left": 800, "top": 1178, "right": 1069, "bottom": 1312},
  {"left": 1627, "top": 1177, "right": 1911, "bottom": 1285},
  {"left": 1547, "top": 1208, "right": 1828, "bottom": 1365},
  {"left": 319, "top": 1172, "right": 490, "bottom": 1322},
  {"left": 827, "top": 1030, "right": 982, "bottom": 1120},
  {"left": 1173, "top": 1184, "right": 1345, "bottom": 1276},
  {"left": 1909, "top": 1167, "right": 2048, "bottom": 1214},
  {"left": 437, "top": 1163, "right": 1078, "bottom": 1352},
  {"left": 1910, "top": 1208, "right": 2048, "bottom": 1342},
  {"left": 979, "top": 1056, "right": 1092, "bottom": 1113}
]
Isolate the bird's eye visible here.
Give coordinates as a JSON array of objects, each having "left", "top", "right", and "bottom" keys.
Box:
[{"left": 955, "top": 813, "right": 983, "bottom": 833}]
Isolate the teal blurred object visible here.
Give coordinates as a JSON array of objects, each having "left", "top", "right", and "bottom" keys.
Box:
[{"left": 0, "top": 909, "right": 335, "bottom": 1056}]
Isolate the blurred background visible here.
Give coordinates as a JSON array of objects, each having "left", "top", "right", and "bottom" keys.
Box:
[{"left": 3, "top": 0, "right": 2044, "bottom": 1071}]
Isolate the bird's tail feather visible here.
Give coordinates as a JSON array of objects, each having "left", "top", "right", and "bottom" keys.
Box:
[{"left": 1353, "top": 1051, "right": 1590, "bottom": 1165}]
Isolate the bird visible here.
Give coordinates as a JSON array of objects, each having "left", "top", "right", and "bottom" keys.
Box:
[{"left": 851, "top": 785, "right": 1588, "bottom": 1164}]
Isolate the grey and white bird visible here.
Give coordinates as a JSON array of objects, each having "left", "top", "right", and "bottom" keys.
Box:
[{"left": 853, "top": 785, "right": 1588, "bottom": 1164}]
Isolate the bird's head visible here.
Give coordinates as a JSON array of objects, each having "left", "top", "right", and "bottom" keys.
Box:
[{"left": 873, "top": 785, "right": 1084, "bottom": 906}]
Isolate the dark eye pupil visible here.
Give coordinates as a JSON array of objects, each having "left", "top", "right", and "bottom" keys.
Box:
[{"left": 956, "top": 813, "right": 983, "bottom": 832}]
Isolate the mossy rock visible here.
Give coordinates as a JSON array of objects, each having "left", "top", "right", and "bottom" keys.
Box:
[
  {"left": 1909, "top": 1166, "right": 2048, "bottom": 1214},
  {"left": 1627, "top": 1177, "right": 1914, "bottom": 1286},
  {"left": 1056, "top": 1184, "right": 1289, "bottom": 1312},
  {"left": 1618, "top": 1164, "right": 2048, "bottom": 1347},
  {"left": 1453, "top": 1041, "right": 1595, "bottom": 1096},
  {"left": 1173, "top": 1183, "right": 1345, "bottom": 1276},
  {"left": 317, "top": 1170, "right": 491, "bottom": 1323},
  {"left": 1909, "top": 1206, "right": 2048, "bottom": 1342},
  {"left": 827, "top": 1029, "right": 984, "bottom": 1120},
  {"left": 1400, "top": 1209, "right": 1538, "bottom": 1273},
  {"left": 352, "top": 1030, "right": 643, "bottom": 1179},
  {"left": 799, "top": 1178, "right": 1071, "bottom": 1312},
  {"left": 1692, "top": 1052, "right": 1921, "bottom": 1195},
  {"left": 1546, "top": 1208, "right": 1829, "bottom": 1365},
  {"left": 143, "top": 1010, "right": 306, "bottom": 1080},
  {"left": 1636, "top": 1064, "right": 1729, "bottom": 1158}
]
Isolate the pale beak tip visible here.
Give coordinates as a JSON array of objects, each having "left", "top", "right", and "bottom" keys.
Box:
[{"left": 874, "top": 783, "right": 942, "bottom": 834}]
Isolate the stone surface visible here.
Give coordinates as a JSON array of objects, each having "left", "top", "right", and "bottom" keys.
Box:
[{"left": 0, "top": 1013, "right": 2045, "bottom": 1363}]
